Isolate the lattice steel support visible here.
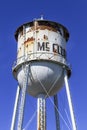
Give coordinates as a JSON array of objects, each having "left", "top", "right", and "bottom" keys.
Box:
[
  {"left": 64, "top": 70, "right": 77, "bottom": 130},
  {"left": 17, "top": 65, "right": 29, "bottom": 130},
  {"left": 54, "top": 94, "right": 60, "bottom": 130},
  {"left": 10, "top": 86, "right": 20, "bottom": 130},
  {"left": 37, "top": 94, "right": 46, "bottom": 130}
]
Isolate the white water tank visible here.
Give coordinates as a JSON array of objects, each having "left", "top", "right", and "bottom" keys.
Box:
[{"left": 13, "top": 19, "right": 71, "bottom": 97}]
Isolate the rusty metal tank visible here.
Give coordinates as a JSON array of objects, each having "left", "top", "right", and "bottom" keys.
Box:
[{"left": 13, "top": 19, "right": 71, "bottom": 97}]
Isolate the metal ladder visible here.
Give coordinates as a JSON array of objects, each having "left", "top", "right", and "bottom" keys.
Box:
[{"left": 23, "top": 25, "right": 26, "bottom": 60}]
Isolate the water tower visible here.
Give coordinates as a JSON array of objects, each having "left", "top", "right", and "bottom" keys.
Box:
[{"left": 11, "top": 17, "right": 77, "bottom": 130}]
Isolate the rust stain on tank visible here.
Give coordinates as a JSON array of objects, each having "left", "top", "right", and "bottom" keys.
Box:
[
  {"left": 31, "top": 25, "right": 57, "bottom": 32},
  {"left": 24, "top": 37, "right": 35, "bottom": 44},
  {"left": 43, "top": 35, "right": 48, "bottom": 40}
]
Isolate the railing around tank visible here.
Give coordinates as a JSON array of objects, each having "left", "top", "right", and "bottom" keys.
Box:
[{"left": 12, "top": 52, "right": 71, "bottom": 69}]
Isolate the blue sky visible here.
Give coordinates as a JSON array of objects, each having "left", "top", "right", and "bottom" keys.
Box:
[{"left": 0, "top": 0, "right": 87, "bottom": 130}]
